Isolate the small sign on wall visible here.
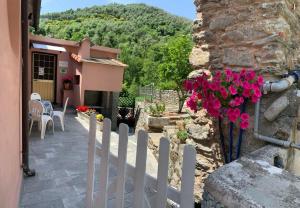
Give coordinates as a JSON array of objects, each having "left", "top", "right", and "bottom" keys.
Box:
[
  {"left": 59, "top": 61, "right": 68, "bottom": 68},
  {"left": 59, "top": 61, "right": 68, "bottom": 74},
  {"left": 60, "top": 68, "right": 67, "bottom": 74},
  {"left": 38, "top": 67, "right": 44, "bottom": 76}
]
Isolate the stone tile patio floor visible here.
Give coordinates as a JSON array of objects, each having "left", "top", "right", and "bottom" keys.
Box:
[{"left": 20, "top": 112, "right": 140, "bottom": 208}]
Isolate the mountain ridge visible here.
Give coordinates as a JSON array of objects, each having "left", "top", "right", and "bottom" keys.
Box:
[{"left": 36, "top": 3, "right": 192, "bottom": 88}]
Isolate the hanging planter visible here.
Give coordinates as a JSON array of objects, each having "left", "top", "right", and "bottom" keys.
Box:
[{"left": 185, "top": 68, "right": 263, "bottom": 163}]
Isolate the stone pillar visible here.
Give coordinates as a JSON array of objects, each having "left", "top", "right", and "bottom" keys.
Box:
[
  {"left": 192, "top": 0, "right": 300, "bottom": 72},
  {"left": 191, "top": 0, "right": 300, "bottom": 155}
]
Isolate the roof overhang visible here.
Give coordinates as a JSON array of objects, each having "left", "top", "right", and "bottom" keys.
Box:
[
  {"left": 71, "top": 53, "right": 127, "bottom": 67},
  {"left": 32, "top": 43, "right": 67, "bottom": 52},
  {"left": 30, "top": 34, "right": 78, "bottom": 47},
  {"left": 81, "top": 57, "right": 127, "bottom": 67},
  {"left": 30, "top": 35, "right": 122, "bottom": 55}
]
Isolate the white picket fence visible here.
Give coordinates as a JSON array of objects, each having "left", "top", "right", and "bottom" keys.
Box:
[{"left": 86, "top": 116, "right": 196, "bottom": 208}]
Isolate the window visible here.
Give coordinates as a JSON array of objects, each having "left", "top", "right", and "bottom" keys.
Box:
[{"left": 74, "top": 75, "right": 80, "bottom": 85}]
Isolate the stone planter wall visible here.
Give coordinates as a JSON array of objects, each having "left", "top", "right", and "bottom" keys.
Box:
[
  {"left": 146, "top": 115, "right": 170, "bottom": 131},
  {"left": 77, "top": 112, "right": 103, "bottom": 131}
]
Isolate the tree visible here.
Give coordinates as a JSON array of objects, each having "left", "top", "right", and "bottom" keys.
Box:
[
  {"left": 38, "top": 4, "right": 192, "bottom": 89},
  {"left": 158, "top": 35, "right": 193, "bottom": 113}
]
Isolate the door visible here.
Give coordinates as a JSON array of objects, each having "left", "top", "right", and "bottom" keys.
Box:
[{"left": 32, "top": 52, "right": 56, "bottom": 102}]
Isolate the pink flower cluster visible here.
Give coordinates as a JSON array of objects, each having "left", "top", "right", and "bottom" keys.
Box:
[{"left": 184, "top": 68, "right": 264, "bottom": 129}]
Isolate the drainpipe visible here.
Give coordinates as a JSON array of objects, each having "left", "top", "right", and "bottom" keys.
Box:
[
  {"left": 254, "top": 71, "right": 300, "bottom": 148},
  {"left": 254, "top": 98, "right": 291, "bottom": 147},
  {"left": 262, "top": 76, "right": 295, "bottom": 93},
  {"left": 21, "top": 0, "right": 35, "bottom": 177}
]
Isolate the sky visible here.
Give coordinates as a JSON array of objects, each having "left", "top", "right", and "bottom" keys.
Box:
[{"left": 41, "top": 0, "right": 196, "bottom": 20}]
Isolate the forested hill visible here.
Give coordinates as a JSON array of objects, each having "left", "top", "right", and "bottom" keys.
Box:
[{"left": 37, "top": 3, "right": 193, "bottom": 92}]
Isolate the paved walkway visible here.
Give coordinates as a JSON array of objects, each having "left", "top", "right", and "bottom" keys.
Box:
[{"left": 20, "top": 112, "right": 158, "bottom": 208}]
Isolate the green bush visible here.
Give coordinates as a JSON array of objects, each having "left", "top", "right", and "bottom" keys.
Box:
[
  {"left": 177, "top": 130, "right": 188, "bottom": 141},
  {"left": 148, "top": 102, "right": 165, "bottom": 117}
]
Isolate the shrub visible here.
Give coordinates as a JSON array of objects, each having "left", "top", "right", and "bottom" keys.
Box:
[
  {"left": 148, "top": 102, "right": 165, "bottom": 117},
  {"left": 177, "top": 130, "right": 188, "bottom": 141}
]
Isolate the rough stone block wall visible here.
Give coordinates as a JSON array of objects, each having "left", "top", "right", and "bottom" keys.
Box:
[
  {"left": 191, "top": 0, "right": 300, "bottom": 73},
  {"left": 201, "top": 190, "right": 224, "bottom": 208},
  {"left": 191, "top": 0, "right": 300, "bottom": 155},
  {"left": 153, "top": 90, "right": 179, "bottom": 106}
]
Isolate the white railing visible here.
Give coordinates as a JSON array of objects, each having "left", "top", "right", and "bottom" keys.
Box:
[{"left": 86, "top": 116, "right": 196, "bottom": 208}]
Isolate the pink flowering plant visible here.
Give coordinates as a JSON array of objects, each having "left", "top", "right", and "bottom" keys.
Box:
[{"left": 184, "top": 68, "right": 264, "bottom": 129}]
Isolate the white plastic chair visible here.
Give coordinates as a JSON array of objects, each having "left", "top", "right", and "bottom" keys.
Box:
[
  {"left": 31, "top": 92, "right": 41, "bottom": 101},
  {"left": 53, "top": 97, "right": 69, "bottom": 131},
  {"left": 29, "top": 100, "right": 54, "bottom": 139}
]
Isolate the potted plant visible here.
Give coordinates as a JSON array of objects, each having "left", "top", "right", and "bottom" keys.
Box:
[
  {"left": 63, "top": 75, "right": 73, "bottom": 90},
  {"left": 185, "top": 68, "right": 263, "bottom": 163}
]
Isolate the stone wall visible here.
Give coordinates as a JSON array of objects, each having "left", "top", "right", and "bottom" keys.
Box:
[
  {"left": 190, "top": 0, "right": 300, "bottom": 156},
  {"left": 135, "top": 101, "right": 224, "bottom": 202},
  {"left": 202, "top": 145, "right": 300, "bottom": 208},
  {"left": 153, "top": 90, "right": 179, "bottom": 106},
  {"left": 201, "top": 190, "right": 224, "bottom": 208},
  {"left": 191, "top": 0, "right": 300, "bottom": 72}
]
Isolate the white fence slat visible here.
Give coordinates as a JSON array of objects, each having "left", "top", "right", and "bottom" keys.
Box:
[
  {"left": 85, "top": 115, "right": 97, "bottom": 208},
  {"left": 115, "top": 123, "right": 129, "bottom": 208},
  {"left": 96, "top": 118, "right": 111, "bottom": 208},
  {"left": 95, "top": 146, "right": 181, "bottom": 204},
  {"left": 180, "top": 145, "right": 196, "bottom": 208},
  {"left": 88, "top": 119, "right": 196, "bottom": 207},
  {"left": 155, "top": 137, "right": 170, "bottom": 208},
  {"left": 133, "top": 130, "right": 149, "bottom": 208}
]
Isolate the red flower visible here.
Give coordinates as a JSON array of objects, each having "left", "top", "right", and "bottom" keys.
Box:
[
  {"left": 212, "top": 98, "right": 221, "bottom": 110},
  {"left": 229, "top": 85, "right": 237, "bottom": 95},
  {"left": 251, "top": 95, "right": 259, "bottom": 103},
  {"left": 184, "top": 80, "right": 193, "bottom": 92},
  {"left": 227, "top": 108, "right": 240, "bottom": 123},
  {"left": 257, "top": 75, "right": 264, "bottom": 86},
  {"left": 240, "top": 113, "right": 250, "bottom": 121},
  {"left": 63, "top": 75, "right": 73, "bottom": 83},
  {"left": 243, "top": 81, "right": 251, "bottom": 90},
  {"left": 220, "top": 87, "right": 228, "bottom": 99},
  {"left": 242, "top": 89, "right": 251, "bottom": 98},
  {"left": 246, "top": 70, "right": 256, "bottom": 81},
  {"left": 225, "top": 68, "right": 233, "bottom": 78},
  {"left": 240, "top": 120, "right": 249, "bottom": 129},
  {"left": 185, "top": 67, "right": 262, "bottom": 129},
  {"left": 76, "top": 106, "right": 89, "bottom": 112}
]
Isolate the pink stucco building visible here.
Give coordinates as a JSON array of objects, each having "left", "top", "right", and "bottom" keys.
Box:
[
  {"left": 29, "top": 35, "right": 126, "bottom": 108},
  {"left": 0, "top": 1, "right": 126, "bottom": 207},
  {"left": 29, "top": 35, "right": 126, "bottom": 128}
]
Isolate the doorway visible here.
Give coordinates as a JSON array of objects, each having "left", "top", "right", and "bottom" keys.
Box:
[{"left": 32, "top": 52, "right": 56, "bottom": 102}]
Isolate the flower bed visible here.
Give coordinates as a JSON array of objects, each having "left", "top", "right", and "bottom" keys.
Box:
[{"left": 76, "top": 106, "right": 104, "bottom": 131}]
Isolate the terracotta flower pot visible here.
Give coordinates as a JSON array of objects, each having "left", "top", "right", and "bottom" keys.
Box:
[{"left": 63, "top": 82, "right": 72, "bottom": 90}]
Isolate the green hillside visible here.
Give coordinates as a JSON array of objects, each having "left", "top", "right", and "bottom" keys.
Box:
[{"left": 36, "top": 3, "right": 192, "bottom": 92}]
